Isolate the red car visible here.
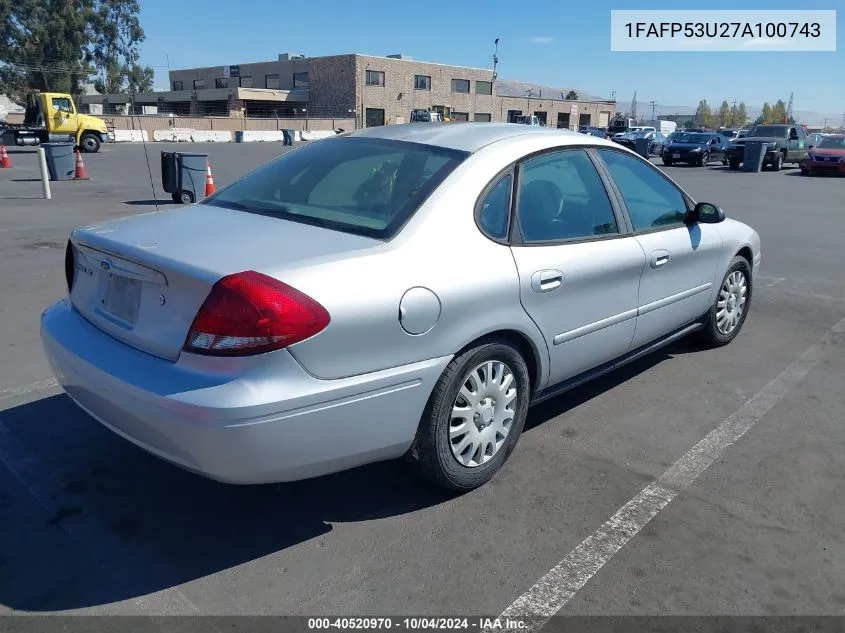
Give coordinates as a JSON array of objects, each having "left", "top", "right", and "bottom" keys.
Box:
[{"left": 801, "top": 134, "right": 845, "bottom": 176}]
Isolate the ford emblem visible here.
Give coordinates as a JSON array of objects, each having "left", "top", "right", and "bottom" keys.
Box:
[{"left": 100, "top": 261, "right": 110, "bottom": 271}]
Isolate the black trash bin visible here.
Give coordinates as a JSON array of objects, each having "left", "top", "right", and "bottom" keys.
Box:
[
  {"left": 634, "top": 137, "right": 651, "bottom": 160},
  {"left": 161, "top": 151, "right": 209, "bottom": 203},
  {"left": 42, "top": 142, "right": 76, "bottom": 181},
  {"left": 742, "top": 141, "right": 767, "bottom": 173}
]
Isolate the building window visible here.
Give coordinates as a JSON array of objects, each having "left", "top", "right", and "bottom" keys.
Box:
[
  {"left": 451, "top": 79, "right": 470, "bottom": 93},
  {"left": 172, "top": 80, "right": 183, "bottom": 91},
  {"left": 265, "top": 74, "right": 280, "bottom": 89},
  {"left": 534, "top": 111, "right": 547, "bottom": 126},
  {"left": 451, "top": 112, "right": 469, "bottom": 122},
  {"left": 414, "top": 75, "right": 431, "bottom": 90},
  {"left": 366, "top": 70, "right": 385, "bottom": 86},
  {"left": 475, "top": 80, "right": 492, "bottom": 95},
  {"left": 557, "top": 113, "right": 570, "bottom": 129},
  {"left": 474, "top": 113, "right": 492, "bottom": 122},
  {"left": 193, "top": 79, "right": 205, "bottom": 90},
  {"left": 215, "top": 77, "right": 227, "bottom": 89},
  {"left": 579, "top": 113, "right": 591, "bottom": 127},
  {"left": 293, "top": 72, "right": 309, "bottom": 88},
  {"left": 239, "top": 76, "right": 253, "bottom": 88},
  {"left": 507, "top": 110, "right": 523, "bottom": 123}
]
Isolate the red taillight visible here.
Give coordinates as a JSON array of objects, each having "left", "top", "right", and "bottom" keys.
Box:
[{"left": 184, "top": 271, "right": 330, "bottom": 356}]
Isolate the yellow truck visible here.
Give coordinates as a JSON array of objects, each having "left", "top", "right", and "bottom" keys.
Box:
[{"left": 1, "top": 91, "right": 112, "bottom": 153}]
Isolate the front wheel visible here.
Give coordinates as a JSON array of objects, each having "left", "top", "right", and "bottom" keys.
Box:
[
  {"left": 699, "top": 151, "right": 710, "bottom": 166},
  {"left": 178, "top": 190, "right": 194, "bottom": 204},
  {"left": 729, "top": 158, "right": 741, "bottom": 170},
  {"left": 696, "top": 256, "right": 752, "bottom": 348},
  {"left": 770, "top": 153, "right": 783, "bottom": 171},
  {"left": 405, "top": 340, "right": 531, "bottom": 491},
  {"left": 79, "top": 133, "right": 101, "bottom": 153}
]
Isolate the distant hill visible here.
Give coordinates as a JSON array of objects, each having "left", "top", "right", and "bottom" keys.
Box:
[{"left": 494, "top": 79, "right": 609, "bottom": 104}]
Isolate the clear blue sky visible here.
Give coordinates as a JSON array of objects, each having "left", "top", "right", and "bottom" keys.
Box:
[{"left": 138, "top": 0, "right": 843, "bottom": 118}]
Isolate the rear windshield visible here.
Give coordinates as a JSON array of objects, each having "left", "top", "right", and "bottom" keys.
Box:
[
  {"left": 749, "top": 125, "right": 788, "bottom": 137},
  {"left": 203, "top": 137, "right": 469, "bottom": 239},
  {"left": 818, "top": 137, "right": 845, "bottom": 149}
]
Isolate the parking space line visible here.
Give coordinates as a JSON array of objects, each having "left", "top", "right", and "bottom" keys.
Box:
[
  {"left": 491, "top": 316, "right": 845, "bottom": 631},
  {"left": 0, "top": 378, "right": 59, "bottom": 402}
]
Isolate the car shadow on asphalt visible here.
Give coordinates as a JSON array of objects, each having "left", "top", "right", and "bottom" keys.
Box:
[
  {"left": 0, "top": 339, "right": 700, "bottom": 612},
  {"left": 123, "top": 199, "right": 181, "bottom": 206}
]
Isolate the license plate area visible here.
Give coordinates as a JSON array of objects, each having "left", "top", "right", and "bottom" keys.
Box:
[
  {"left": 673, "top": 153, "right": 681, "bottom": 159},
  {"left": 102, "top": 273, "right": 142, "bottom": 324}
]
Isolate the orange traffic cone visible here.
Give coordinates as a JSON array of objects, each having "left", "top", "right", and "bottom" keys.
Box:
[
  {"left": 205, "top": 162, "right": 215, "bottom": 196},
  {"left": 73, "top": 149, "right": 89, "bottom": 180},
  {"left": 0, "top": 145, "right": 11, "bottom": 169}
]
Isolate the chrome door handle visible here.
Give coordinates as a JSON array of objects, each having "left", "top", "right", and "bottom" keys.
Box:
[
  {"left": 531, "top": 270, "right": 564, "bottom": 293},
  {"left": 650, "top": 250, "right": 670, "bottom": 268}
]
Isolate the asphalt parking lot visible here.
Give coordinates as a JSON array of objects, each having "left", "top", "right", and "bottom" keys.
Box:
[{"left": 1, "top": 141, "right": 844, "bottom": 618}]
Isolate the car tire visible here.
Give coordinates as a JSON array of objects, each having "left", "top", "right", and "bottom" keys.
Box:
[
  {"left": 801, "top": 167, "right": 811, "bottom": 176},
  {"left": 663, "top": 158, "right": 673, "bottom": 166},
  {"left": 178, "top": 190, "right": 194, "bottom": 204},
  {"left": 771, "top": 152, "right": 783, "bottom": 171},
  {"left": 722, "top": 159, "right": 729, "bottom": 166},
  {"left": 405, "top": 340, "right": 531, "bottom": 492},
  {"left": 700, "top": 151, "right": 709, "bottom": 166},
  {"left": 79, "top": 133, "right": 100, "bottom": 153},
  {"left": 696, "top": 256, "right": 752, "bottom": 349},
  {"left": 729, "top": 158, "right": 741, "bottom": 170}
]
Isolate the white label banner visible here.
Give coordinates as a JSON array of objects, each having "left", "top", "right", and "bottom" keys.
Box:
[{"left": 610, "top": 10, "right": 836, "bottom": 51}]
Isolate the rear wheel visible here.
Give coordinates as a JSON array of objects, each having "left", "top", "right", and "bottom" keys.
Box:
[
  {"left": 79, "top": 133, "right": 100, "bottom": 153},
  {"left": 405, "top": 340, "right": 530, "bottom": 491},
  {"left": 770, "top": 152, "right": 783, "bottom": 171},
  {"left": 729, "top": 158, "right": 741, "bottom": 170},
  {"left": 696, "top": 256, "right": 752, "bottom": 348},
  {"left": 663, "top": 158, "right": 673, "bottom": 166}
]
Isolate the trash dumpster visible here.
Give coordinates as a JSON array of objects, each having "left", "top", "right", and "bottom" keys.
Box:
[
  {"left": 161, "top": 151, "right": 209, "bottom": 203},
  {"left": 634, "top": 137, "right": 651, "bottom": 159},
  {"left": 742, "top": 141, "right": 767, "bottom": 173},
  {"left": 42, "top": 142, "right": 76, "bottom": 181}
]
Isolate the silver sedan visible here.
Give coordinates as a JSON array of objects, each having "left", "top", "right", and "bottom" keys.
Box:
[{"left": 41, "top": 123, "right": 761, "bottom": 491}]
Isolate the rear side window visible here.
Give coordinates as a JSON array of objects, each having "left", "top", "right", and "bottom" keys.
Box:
[
  {"left": 204, "top": 138, "right": 469, "bottom": 239},
  {"left": 596, "top": 149, "right": 688, "bottom": 231},
  {"left": 477, "top": 174, "right": 512, "bottom": 240}
]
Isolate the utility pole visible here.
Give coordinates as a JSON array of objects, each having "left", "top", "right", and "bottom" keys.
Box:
[
  {"left": 649, "top": 100, "right": 657, "bottom": 123},
  {"left": 492, "top": 38, "right": 499, "bottom": 81}
]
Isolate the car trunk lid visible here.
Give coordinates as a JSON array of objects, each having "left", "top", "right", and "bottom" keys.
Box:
[{"left": 68, "top": 204, "right": 381, "bottom": 361}]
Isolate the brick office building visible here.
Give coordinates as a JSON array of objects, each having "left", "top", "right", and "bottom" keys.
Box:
[{"left": 82, "top": 52, "right": 616, "bottom": 130}]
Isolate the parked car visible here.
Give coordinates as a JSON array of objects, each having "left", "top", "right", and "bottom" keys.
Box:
[
  {"left": 662, "top": 132, "right": 731, "bottom": 166},
  {"left": 800, "top": 134, "right": 845, "bottom": 176},
  {"left": 614, "top": 130, "right": 667, "bottom": 155},
  {"left": 726, "top": 124, "right": 808, "bottom": 171},
  {"left": 579, "top": 127, "right": 608, "bottom": 139},
  {"left": 41, "top": 124, "right": 761, "bottom": 491}
]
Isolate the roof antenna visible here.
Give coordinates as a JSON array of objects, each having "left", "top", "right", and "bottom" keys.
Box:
[{"left": 130, "top": 87, "right": 160, "bottom": 213}]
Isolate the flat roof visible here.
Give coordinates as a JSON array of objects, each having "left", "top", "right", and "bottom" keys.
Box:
[{"left": 347, "top": 122, "right": 597, "bottom": 153}]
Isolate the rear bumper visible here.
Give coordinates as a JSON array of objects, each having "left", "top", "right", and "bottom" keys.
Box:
[{"left": 41, "top": 299, "right": 450, "bottom": 484}]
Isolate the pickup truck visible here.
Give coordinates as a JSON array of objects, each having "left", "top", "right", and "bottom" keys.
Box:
[
  {"left": 725, "top": 124, "right": 807, "bottom": 171},
  {"left": 1, "top": 91, "right": 111, "bottom": 153}
]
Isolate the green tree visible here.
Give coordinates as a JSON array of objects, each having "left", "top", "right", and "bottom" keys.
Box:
[
  {"left": 736, "top": 102, "right": 748, "bottom": 127},
  {"left": 565, "top": 90, "right": 578, "bottom": 100},
  {"left": 0, "top": 0, "right": 95, "bottom": 101},
  {"left": 0, "top": 0, "right": 150, "bottom": 102},
  {"left": 771, "top": 99, "right": 787, "bottom": 124},
  {"left": 718, "top": 100, "right": 730, "bottom": 127},
  {"left": 755, "top": 102, "right": 772, "bottom": 125},
  {"left": 87, "top": 0, "right": 153, "bottom": 94},
  {"left": 694, "top": 99, "right": 714, "bottom": 128}
]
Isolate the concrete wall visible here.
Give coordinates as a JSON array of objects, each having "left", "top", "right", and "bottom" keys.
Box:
[{"left": 102, "top": 116, "right": 355, "bottom": 134}]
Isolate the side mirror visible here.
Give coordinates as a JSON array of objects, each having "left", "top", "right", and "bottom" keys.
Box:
[
  {"left": 687, "top": 202, "right": 725, "bottom": 224},
  {"left": 808, "top": 144, "right": 815, "bottom": 150}
]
